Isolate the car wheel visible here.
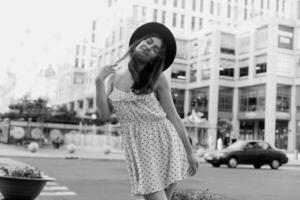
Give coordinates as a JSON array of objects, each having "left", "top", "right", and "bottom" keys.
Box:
[
  {"left": 253, "top": 164, "right": 262, "bottom": 169},
  {"left": 228, "top": 157, "right": 238, "bottom": 168},
  {"left": 212, "top": 163, "right": 221, "bottom": 168},
  {"left": 270, "top": 159, "right": 280, "bottom": 169}
]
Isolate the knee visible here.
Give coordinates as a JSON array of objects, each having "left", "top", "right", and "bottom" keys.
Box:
[{"left": 144, "top": 190, "right": 167, "bottom": 200}]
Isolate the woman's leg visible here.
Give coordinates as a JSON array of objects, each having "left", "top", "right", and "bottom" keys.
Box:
[
  {"left": 144, "top": 190, "right": 168, "bottom": 200},
  {"left": 164, "top": 183, "right": 177, "bottom": 200}
]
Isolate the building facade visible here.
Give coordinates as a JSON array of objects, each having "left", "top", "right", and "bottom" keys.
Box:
[{"left": 51, "top": 0, "right": 300, "bottom": 151}]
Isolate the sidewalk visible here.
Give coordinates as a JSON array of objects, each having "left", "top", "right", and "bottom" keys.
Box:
[
  {"left": 0, "top": 143, "right": 299, "bottom": 166},
  {"left": 0, "top": 143, "right": 125, "bottom": 161}
]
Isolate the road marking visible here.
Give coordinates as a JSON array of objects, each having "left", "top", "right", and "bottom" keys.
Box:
[
  {"left": 40, "top": 181, "right": 76, "bottom": 196},
  {"left": 40, "top": 191, "right": 77, "bottom": 196},
  {"left": 45, "top": 181, "right": 58, "bottom": 186},
  {"left": 43, "top": 186, "right": 69, "bottom": 191}
]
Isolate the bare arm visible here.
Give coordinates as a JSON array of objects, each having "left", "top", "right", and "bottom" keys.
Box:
[
  {"left": 155, "top": 73, "right": 198, "bottom": 176},
  {"left": 95, "top": 64, "right": 116, "bottom": 121},
  {"left": 155, "top": 74, "right": 193, "bottom": 155}
]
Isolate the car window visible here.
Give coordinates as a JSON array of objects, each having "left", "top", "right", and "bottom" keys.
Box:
[
  {"left": 245, "top": 142, "right": 262, "bottom": 150},
  {"left": 261, "top": 142, "right": 272, "bottom": 150},
  {"left": 245, "top": 143, "right": 255, "bottom": 150},
  {"left": 253, "top": 142, "right": 263, "bottom": 150}
]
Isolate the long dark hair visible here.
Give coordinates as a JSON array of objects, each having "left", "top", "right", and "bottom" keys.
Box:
[{"left": 117, "top": 33, "right": 166, "bottom": 95}]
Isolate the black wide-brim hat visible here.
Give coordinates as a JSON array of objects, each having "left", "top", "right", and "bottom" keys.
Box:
[{"left": 129, "top": 22, "right": 176, "bottom": 71}]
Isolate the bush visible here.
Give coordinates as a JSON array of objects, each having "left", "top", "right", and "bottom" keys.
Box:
[{"left": 172, "top": 188, "right": 226, "bottom": 200}]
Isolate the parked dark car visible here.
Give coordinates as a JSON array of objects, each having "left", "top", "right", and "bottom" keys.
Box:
[{"left": 204, "top": 140, "right": 288, "bottom": 169}]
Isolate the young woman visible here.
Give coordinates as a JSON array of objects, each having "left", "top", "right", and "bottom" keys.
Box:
[{"left": 95, "top": 22, "right": 198, "bottom": 200}]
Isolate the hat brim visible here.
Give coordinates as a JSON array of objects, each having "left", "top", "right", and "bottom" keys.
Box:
[{"left": 129, "top": 22, "right": 176, "bottom": 71}]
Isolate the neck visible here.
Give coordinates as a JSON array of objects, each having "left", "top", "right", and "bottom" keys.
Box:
[{"left": 136, "top": 64, "right": 146, "bottom": 73}]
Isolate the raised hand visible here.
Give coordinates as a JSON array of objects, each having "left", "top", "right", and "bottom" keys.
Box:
[{"left": 96, "top": 64, "right": 117, "bottom": 82}]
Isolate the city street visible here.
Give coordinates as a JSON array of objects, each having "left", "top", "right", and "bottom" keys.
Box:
[{"left": 10, "top": 157, "right": 300, "bottom": 200}]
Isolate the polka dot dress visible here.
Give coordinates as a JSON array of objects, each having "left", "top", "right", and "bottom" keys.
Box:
[{"left": 108, "top": 86, "right": 188, "bottom": 196}]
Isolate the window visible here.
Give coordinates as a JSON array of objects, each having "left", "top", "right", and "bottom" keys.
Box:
[
  {"left": 88, "top": 98, "right": 94, "bottom": 109},
  {"left": 163, "top": 0, "right": 166, "bottom": 5},
  {"left": 218, "top": 87, "right": 233, "bottom": 112},
  {"left": 181, "top": 0, "right": 185, "bottom": 9},
  {"left": 112, "top": 31, "right": 115, "bottom": 45},
  {"left": 277, "top": 85, "right": 291, "bottom": 112},
  {"left": 162, "top": 11, "right": 166, "bottom": 24},
  {"left": 190, "top": 70, "right": 197, "bottom": 82},
  {"left": 78, "top": 100, "right": 83, "bottom": 109},
  {"left": 173, "top": 0, "right": 178, "bottom": 7},
  {"left": 133, "top": 5, "right": 138, "bottom": 19},
  {"left": 81, "top": 59, "right": 85, "bottom": 68},
  {"left": 220, "top": 33, "right": 235, "bottom": 55},
  {"left": 217, "top": 2, "right": 221, "bottom": 16},
  {"left": 172, "top": 13, "right": 177, "bottom": 27},
  {"left": 255, "top": 26, "right": 268, "bottom": 49},
  {"left": 227, "top": 0, "right": 231, "bottom": 18},
  {"left": 153, "top": 9, "right": 158, "bottom": 21},
  {"left": 220, "top": 68, "right": 234, "bottom": 77},
  {"left": 119, "top": 25, "right": 123, "bottom": 41},
  {"left": 261, "top": 0, "right": 264, "bottom": 9},
  {"left": 191, "top": 16, "right": 195, "bottom": 30},
  {"left": 210, "top": 0, "right": 214, "bottom": 15},
  {"left": 239, "top": 85, "right": 266, "bottom": 112},
  {"left": 190, "top": 62, "right": 197, "bottom": 82},
  {"left": 92, "top": 33, "right": 95, "bottom": 43},
  {"left": 190, "top": 88, "right": 209, "bottom": 117},
  {"left": 240, "top": 67, "right": 248, "bottom": 77},
  {"left": 200, "top": 0, "right": 204, "bottom": 12},
  {"left": 276, "top": 0, "right": 279, "bottom": 12},
  {"left": 171, "top": 70, "right": 186, "bottom": 80},
  {"left": 75, "top": 58, "right": 78, "bottom": 68},
  {"left": 199, "top": 18, "right": 203, "bottom": 30},
  {"left": 255, "top": 54, "right": 267, "bottom": 74},
  {"left": 220, "top": 59, "right": 235, "bottom": 78},
  {"left": 176, "top": 39, "right": 188, "bottom": 59},
  {"left": 238, "top": 59, "right": 249, "bottom": 77},
  {"left": 298, "top": 1, "right": 300, "bottom": 19},
  {"left": 192, "top": 0, "right": 196, "bottom": 10},
  {"left": 181, "top": 14, "right": 185, "bottom": 28},
  {"left": 244, "top": 8, "right": 247, "bottom": 20},
  {"left": 237, "top": 35, "right": 250, "bottom": 54},
  {"left": 142, "top": 7, "right": 147, "bottom": 19},
  {"left": 171, "top": 89, "right": 185, "bottom": 118},
  {"left": 76, "top": 45, "right": 80, "bottom": 55}
]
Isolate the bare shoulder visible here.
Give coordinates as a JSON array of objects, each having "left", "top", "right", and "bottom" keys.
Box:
[{"left": 156, "top": 73, "right": 169, "bottom": 91}]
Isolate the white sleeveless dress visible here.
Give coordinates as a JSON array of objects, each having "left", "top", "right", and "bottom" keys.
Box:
[{"left": 108, "top": 86, "right": 188, "bottom": 196}]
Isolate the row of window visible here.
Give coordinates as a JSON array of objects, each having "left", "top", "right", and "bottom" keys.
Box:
[
  {"left": 171, "top": 84, "right": 292, "bottom": 117},
  {"left": 152, "top": 0, "right": 242, "bottom": 18},
  {"left": 171, "top": 57, "right": 267, "bottom": 83},
  {"left": 154, "top": 0, "right": 205, "bottom": 12}
]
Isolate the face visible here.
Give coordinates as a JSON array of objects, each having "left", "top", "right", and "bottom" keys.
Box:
[{"left": 135, "top": 37, "right": 162, "bottom": 63}]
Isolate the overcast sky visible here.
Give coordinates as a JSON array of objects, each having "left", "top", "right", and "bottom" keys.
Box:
[{"left": 0, "top": 0, "right": 107, "bottom": 96}]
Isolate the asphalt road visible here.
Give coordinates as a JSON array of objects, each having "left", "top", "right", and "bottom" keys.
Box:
[{"left": 12, "top": 157, "right": 300, "bottom": 200}]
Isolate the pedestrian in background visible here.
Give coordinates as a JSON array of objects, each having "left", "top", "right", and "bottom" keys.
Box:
[{"left": 95, "top": 22, "right": 198, "bottom": 200}]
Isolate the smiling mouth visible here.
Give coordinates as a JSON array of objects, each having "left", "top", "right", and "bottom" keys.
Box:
[{"left": 139, "top": 48, "right": 148, "bottom": 56}]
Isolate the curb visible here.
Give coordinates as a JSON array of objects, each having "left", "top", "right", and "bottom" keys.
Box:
[{"left": 1, "top": 154, "right": 299, "bottom": 167}]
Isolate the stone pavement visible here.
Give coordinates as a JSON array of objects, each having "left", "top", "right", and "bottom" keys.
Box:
[{"left": 0, "top": 143, "right": 299, "bottom": 166}]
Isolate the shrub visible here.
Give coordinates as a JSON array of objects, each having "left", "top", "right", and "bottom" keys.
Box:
[{"left": 172, "top": 188, "right": 226, "bottom": 200}]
